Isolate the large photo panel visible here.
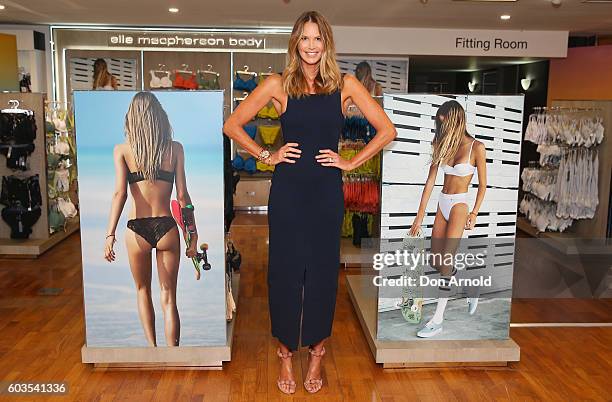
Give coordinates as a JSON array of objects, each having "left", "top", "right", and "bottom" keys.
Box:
[
  {"left": 74, "top": 90, "right": 226, "bottom": 347},
  {"left": 377, "top": 94, "right": 523, "bottom": 341}
]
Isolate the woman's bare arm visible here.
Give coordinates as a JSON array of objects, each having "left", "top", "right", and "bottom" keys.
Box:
[
  {"left": 106, "top": 145, "right": 128, "bottom": 237},
  {"left": 174, "top": 142, "right": 192, "bottom": 209},
  {"left": 222, "top": 74, "right": 300, "bottom": 165},
  {"left": 173, "top": 141, "right": 198, "bottom": 256},
  {"left": 471, "top": 142, "right": 487, "bottom": 216},
  {"left": 410, "top": 163, "right": 439, "bottom": 235},
  {"left": 340, "top": 74, "right": 396, "bottom": 170}
]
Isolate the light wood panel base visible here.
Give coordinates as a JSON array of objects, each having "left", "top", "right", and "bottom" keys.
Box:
[
  {"left": 82, "top": 273, "right": 240, "bottom": 369},
  {"left": 346, "top": 275, "right": 520, "bottom": 368}
]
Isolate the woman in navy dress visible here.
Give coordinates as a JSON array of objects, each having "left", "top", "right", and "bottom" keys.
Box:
[{"left": 223, "top": 11, "right": 396, "bottom": 394}]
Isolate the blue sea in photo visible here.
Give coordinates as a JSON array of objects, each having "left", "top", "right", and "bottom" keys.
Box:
[{"left": 74, "top": 90, "right": 227, "bottom": 347}]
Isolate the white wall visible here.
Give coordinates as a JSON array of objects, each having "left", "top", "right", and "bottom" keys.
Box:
[{"left": 0, "top": 25, "right": 52, "bottom": 94}]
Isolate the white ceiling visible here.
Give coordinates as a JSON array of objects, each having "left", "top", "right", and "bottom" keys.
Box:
[{"left": 0, "top": 0, "right": 611, "bottom": 34}]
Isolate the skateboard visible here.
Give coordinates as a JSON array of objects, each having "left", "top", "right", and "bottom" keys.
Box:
[
  {"left": 398, "top": 230, "right": 425, "bottom": 324},
  {"left": 171, "top": 200, "right": 212, "bottom": 280}
]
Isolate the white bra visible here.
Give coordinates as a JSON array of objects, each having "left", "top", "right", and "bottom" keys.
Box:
[
  {"left": 150, "top": 71, "right": 172, "bottom": 88},
  {"left": 440, "top": 140, "right": 477, "bottom": 177}
]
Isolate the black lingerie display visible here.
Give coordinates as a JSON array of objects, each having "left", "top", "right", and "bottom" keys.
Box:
[
  {"left": 0, "top": 110, "right": 37, "bottom": 170},
  {"left": 0, "top": 174, "right": 42, "bottom": 239}
]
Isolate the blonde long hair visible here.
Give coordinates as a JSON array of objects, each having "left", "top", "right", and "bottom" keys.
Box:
[
  {"left": 431, "top": 100, "right": 468, "bottom": 165},
  {"left": 282, "top": 11, "right": 343, "bottom": 98},
  {"left": 93, "top": 58, "right": 113, "bottom": 89},
  {"left": 124, "top": 92, "right": 173, "bottom": 181}
]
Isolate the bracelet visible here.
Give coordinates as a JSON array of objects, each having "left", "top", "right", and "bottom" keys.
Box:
[
  {"left": 106, "top": 234, "right": 115, "bottom": 239},
  {"left": 469, "top": 212, "right": 477, "bottom": 216},
  {"left": 257, "top": 148, "right": 271, "bottom": 163}
]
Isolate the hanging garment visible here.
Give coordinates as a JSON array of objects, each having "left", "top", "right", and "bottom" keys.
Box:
[
  {"left": 233, "top": 73, "right": 257, "bottom": 91},
  {"left": 256, "top": 160, "right": 275, "bottom": 172},
  {"left": 342, "top": 115, "right": 376, "bottom": 143},
  {"left": 0, "top": 143, "right": 35, "bottom": 170},
  {"left": 1, "top": 204, "right": 41, "bottom": 239},
  {"left": 258, "top": 125, "right": 281, "bottom": 146},
  {"left": 520, "top": 196, "right": 573, "bottom": 232},
  {"left": 231, "top": 155, "right": 245, "bottom": 170},
  {"left": 173, "top": 72, "right": 198, "bottom": 90},
  {"left": 257, "top": 104, "right": 280, "bottom": 120},
  {"left": 243, "top": 157, "right": 256, "bottom": 174},
  {"left": 57, "top": 197, "right": 78, "bottom": 219},
  {"left": 48, "top": 203, "right": 66, "bottom": 234},
  {"left": 149, "top": 70, "right": 172, "bottom": 88},
  {"left": 554, "top": 148, "right": 599, "bottom": 219},
  {"left": 197, "top": 72, "right": 220, "bottom": 90},
  {"left": 0, "top": 175, "right": 42, "bottom": 209},
  {"left": 54, "top": 168, "right": 70, "bottom": 192},
  {"left": 53, "top": 139, "right": 70, "bottom": 155},
  {"left": 243, "top": 125, "right": 257, "bottom": 140},
  {"left": 0, "top": 112, "right": 36, "bottom": 144}
]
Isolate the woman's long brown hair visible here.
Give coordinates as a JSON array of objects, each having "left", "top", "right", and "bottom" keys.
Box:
[
  {"left": 93, "top": 58, "right": 112, "bottom": 89},
  {"left": 431, "top": 100, "right": 469, "bottom": 165},
  {"left": 282, "top": 11, "right": 343, "bottom": 98}
]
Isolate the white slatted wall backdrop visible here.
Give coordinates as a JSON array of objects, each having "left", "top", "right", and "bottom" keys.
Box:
[
  {"left": 377, "top": 94, "right": 523, "bottom": 311},
  {"left": 338, "top": 59, "right": 408, "bottom": 93},
  {"left": 69, "top": 58, "right": 138, "bottom": 91}
]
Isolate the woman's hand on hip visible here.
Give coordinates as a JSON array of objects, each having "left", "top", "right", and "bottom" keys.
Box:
[
  {"left": 268, "top": 142, "right": 301, "bottom": 165},
  {"left": 316, "top": 149, "right": 353, "bottom": 171},
  {"left": 104, "top": 235, "right": 116, "bottom": 262}
]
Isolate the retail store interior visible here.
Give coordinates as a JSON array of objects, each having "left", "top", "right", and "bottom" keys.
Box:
[{"left": 0, "top": 1, "right": 611, "bottom": 401}]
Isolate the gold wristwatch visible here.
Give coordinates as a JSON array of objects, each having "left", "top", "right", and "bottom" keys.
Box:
[{"left": 257, "top": 149, "right": 272, "bottom": 164}]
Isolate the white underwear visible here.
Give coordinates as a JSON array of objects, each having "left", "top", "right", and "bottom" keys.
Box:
[{"left": 438, "top": 192, "right": 469, "bottom": 221}]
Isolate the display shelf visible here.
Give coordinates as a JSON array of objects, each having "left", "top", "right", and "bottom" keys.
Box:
[
  {"left": 0, "top": 93, "right": 80, "bottom": 258},
  {"left": 0, "top": 220, "right": 79, "bottom": 257},
  {"left": 346, "top": 275, "right": 520, "bottom": 368}
]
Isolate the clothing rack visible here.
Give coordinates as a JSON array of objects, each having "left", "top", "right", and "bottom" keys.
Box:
[
  {"left": 520, "top": 101, "right": 608, "bottom": 235},
  {"left": 0, "top": 93, "right": 79, "bottom": 257}
]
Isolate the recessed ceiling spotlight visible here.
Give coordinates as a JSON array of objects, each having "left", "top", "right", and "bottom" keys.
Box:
[
  {"left": 168, "top": 7, "right": 179, "bottom": 13},
  {"left": 500, "top": 14, "right": 511, "bottom": 20},
  {"left": 0, "top": 5, "right": 6, "bottom": 10}
]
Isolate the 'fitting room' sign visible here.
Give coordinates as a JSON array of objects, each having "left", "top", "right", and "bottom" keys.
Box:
[{"left": 108, "top": 33, "right": 266, "bottom": 49}]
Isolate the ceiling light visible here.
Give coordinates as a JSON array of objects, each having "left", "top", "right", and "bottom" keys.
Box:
[
  {"left": 168, "top": 7, "right": 179, "bottom": 13},
  {"left": 0, "top": 5, "right": 5, "bottom": 10},
  {"left": 500, "top": 14, "right": 511, "bottom": 20}
]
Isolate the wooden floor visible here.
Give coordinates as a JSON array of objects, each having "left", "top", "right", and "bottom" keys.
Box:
[{"left": 0, "top": 214, "right": 610, "bottom": 401}]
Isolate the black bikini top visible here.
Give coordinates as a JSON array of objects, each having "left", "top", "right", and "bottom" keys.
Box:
[{"left": 127, "top": 170, "right": 174, "bottom": 184}]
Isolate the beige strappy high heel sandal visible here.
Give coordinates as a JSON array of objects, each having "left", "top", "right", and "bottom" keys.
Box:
[
  {"left": 304, "top": 346, "right": 326, "bottom": 393},
  {"left": 276, "top": 348, "right": 296, "bottom": 394}
]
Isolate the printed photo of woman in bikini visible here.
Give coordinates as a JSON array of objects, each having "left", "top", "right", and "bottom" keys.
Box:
[{"left": 103, "top": 92, "right": 198, "bottom": 347}]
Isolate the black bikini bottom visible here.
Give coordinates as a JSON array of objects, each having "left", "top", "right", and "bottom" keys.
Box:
[{"left": 127, "top": 216, "right": 177, "bottom": 248}]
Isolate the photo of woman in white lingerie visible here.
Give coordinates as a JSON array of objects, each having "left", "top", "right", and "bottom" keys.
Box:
[
  {"left": 409, "top": 100, "right": 487, "bottom": 338},
  {"left": 103, "top": 92, "right": 198, "bottom": 347}
]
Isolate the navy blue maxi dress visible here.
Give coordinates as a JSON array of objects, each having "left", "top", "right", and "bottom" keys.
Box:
[{"left": 267, "top": 90, "right": 345, "bottom": 351}]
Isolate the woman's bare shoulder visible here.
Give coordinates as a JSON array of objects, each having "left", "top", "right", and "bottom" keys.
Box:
[
  {"left": 113, "top": 143, "right": 128, "bottom": 154},
  {"left": 259, "top": 73, "right": 283, "bottom": 92}
]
